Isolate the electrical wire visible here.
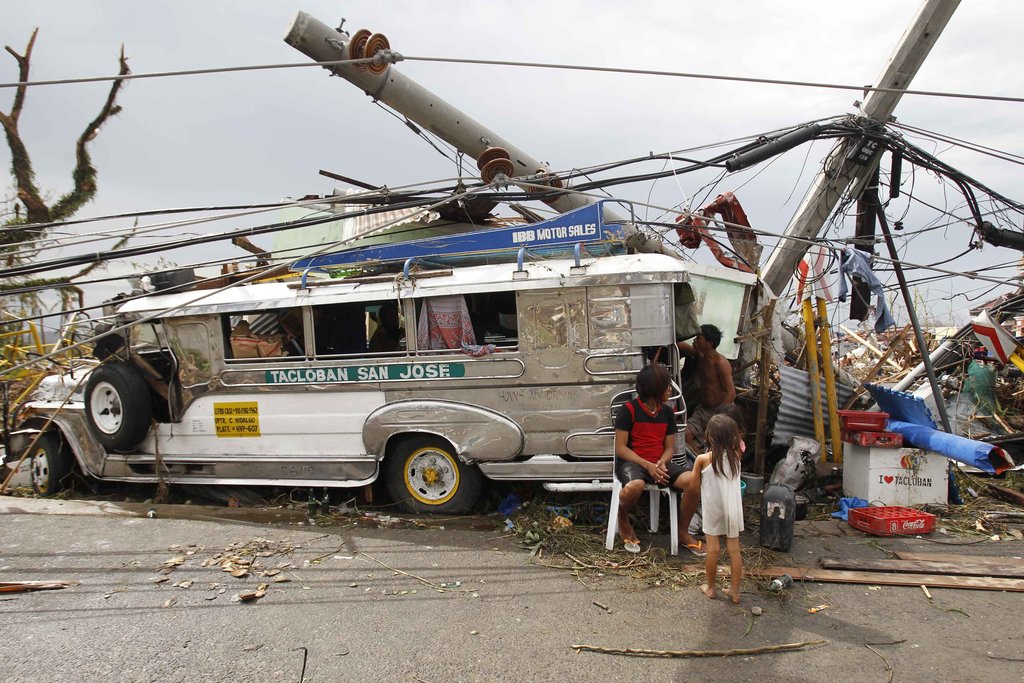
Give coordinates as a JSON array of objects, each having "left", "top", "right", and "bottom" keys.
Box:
[
  {"left": 892, "top": 121, "right": 1024, "bottom": 167},
  {"left": 0, "top": 184, "right": 492, "bottom": 376},
  {"left": 4, "top": 116, "right": 1020, "bottom": 321},
  {"left": 6, "top": 52, "right": 1022, "bottom": 105}
]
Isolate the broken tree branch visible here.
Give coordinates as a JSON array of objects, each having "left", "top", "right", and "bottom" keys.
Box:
[
  {"left": 1, "top": 29, "right": 47, "bottom": 224},
  {"left": 3, "top": 29, "right": 36, "bottom": 125},
  {"left": 571, "top": 640, "right": 827, "bottom": 658},
  {"left": 357, "top": 551, "right": 475, "bottom": 593},
  {"left": 51, "top": 44, "right": 130, "bottom": 221},
  {"left": 865, "top": 643, "right": 895, "bottom": 683}
]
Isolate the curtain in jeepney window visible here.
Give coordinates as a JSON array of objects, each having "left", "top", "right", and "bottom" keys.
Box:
[{"left": 416, "top": 295, "right": 476, "bottom": 350}]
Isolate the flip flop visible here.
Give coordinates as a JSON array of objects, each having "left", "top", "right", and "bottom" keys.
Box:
[
  {"left": 623, "top": 539, "right": 641, "bottom": 554},
  {"left": 685, "top": 541, "right": 706, "bottom": 557}
]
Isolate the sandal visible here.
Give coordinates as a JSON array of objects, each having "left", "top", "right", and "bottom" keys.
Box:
[{"left": 685, "top": 541, "right": 706, "bottom": 557}]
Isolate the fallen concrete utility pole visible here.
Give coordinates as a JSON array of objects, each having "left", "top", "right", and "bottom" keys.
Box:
[
  {"left": 761, "top": 0, "right": 961, "bottom": 296},
  {"left": 283, "top": 12, "right": 667, "bottom": 255}
]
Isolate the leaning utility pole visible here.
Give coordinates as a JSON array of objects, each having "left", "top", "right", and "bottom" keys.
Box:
[
  {"left": 284, "top": 12, "right": 667, "bottom": 254},
  {"left": 760, "top": 0, "right": 961, "bottom": 296}
]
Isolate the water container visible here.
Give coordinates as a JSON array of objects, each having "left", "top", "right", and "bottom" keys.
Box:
[{"left": 760, "top": 484, "right": 796, "bottom": 552}]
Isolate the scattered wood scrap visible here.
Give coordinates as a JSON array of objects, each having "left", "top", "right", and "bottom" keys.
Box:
[
  {"left": 819, "top": 557, "right": 1024, "bottom": 579},
  {"left": 0, "top": 580, "right": 79, "bottom": 593},
  {"left": 678, "top": 564, "right": 1024, "bottom": 592},
  {"left": 987, "top": 483, "right": 1024, "bottom": 507},
  {"left": 571, "top": 640, "right": 827, "bottom": 659},
  {"left": 759, "top": 566, "right": 1024, "bottom": 592},
  {"left": 893, "top": 551, "right": 1024, "bottom": 567}
]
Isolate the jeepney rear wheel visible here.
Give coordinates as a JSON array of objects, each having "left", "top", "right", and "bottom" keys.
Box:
[
  {"left": 30, "top": 432, "right": 73, "bottom": 496},
  {"left": 84, "top": 362, "right": 153, "bottom": 451},
  {"left": 385, "top": 436, "right": 483, "bottom": 514}
]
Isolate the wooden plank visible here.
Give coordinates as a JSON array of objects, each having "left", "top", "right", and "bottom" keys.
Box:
[
  {"left": 840, "top": 325, "right": 902, "bottom": 370},
  {"left": 678, "top": 564, "right": 1024, "bottom": 592},
  {"left": 894, "top": 551, "right": 1024, "bottom": 567},
  {"left": 0, "top": 580, "right": 78, "bottom": 593},
  {"left": 987, "top": 483, "right": 1024, "bottom": 507},
  {"left": 818, "top": 557, "right": 1024, "bottom": 579},
  {"left": 841, "top": 324, "right": 912, "bottom": 409}
]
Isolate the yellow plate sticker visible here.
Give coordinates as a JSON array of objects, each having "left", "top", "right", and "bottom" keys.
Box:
[{"left": 214, "top": 401, "right": 260, "bottom": 437}]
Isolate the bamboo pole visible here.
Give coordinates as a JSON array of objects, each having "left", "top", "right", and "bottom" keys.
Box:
[
  {"left": 572, "top": 640, "right": 828, "bottom": 658},
  {"left": 801, "top": 299, "right": 826, "bottom": 452},
  {"left": 754, "top": 299, "right": 776, "bottom": 477},
  {"left": 817, "top": 297, "right": 842, "bottom": 463}
]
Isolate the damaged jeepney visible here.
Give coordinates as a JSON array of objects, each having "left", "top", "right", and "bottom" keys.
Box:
[{"left": 10, "top": 253, "right": 754, "bottom": 512}]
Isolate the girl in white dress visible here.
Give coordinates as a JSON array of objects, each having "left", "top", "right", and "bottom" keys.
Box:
[{"left": 694, "top": 414, "right": 745, "bottom": 604}]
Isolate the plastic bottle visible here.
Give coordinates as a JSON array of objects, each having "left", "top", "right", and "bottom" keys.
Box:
[{"left": 769, "top": 574, "right": 794, "bottom": 592}]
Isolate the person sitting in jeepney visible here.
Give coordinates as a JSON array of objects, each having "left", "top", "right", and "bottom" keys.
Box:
[{"left": 369, "top": 301, "right": 403, "bottom": 353}]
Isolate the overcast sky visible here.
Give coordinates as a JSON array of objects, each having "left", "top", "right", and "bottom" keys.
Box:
[{"left": 3, "top": 0, "right": 1023, "bottom": 327}]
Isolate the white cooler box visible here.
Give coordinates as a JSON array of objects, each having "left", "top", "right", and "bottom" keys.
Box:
[{"left": 843, "top": 444, "right": 948, "bottom": 506}]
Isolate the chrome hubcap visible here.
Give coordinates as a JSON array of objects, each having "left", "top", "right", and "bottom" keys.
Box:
[{"left": 407, "top": 451, "right": 456, "bottom": 502}]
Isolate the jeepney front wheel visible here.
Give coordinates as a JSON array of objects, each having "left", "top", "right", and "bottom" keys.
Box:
[
  {"left": 385, "top": 436, "right": 483, "bottom": 514},
  {"left": 30, "top": 432, "right": 73, "bottom": 496}
]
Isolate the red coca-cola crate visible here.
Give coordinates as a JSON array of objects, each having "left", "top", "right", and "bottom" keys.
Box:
[
  {"left": 838, "top": 410, "right": 889, "bottom": 432},
  {"left": 848, "top": 506, "right": 936, "bottom": 536},
  {"left": 841, "top": 430, "right": 903, "bottom": 448}
]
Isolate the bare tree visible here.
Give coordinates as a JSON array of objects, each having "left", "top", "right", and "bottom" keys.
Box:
[{"left": 0, "top": 29, "right": 131, "bottom": 350}]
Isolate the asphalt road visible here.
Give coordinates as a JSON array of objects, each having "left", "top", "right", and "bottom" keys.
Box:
[{"left": 0, "top": 496, "right": 1021, "bottom": 683}]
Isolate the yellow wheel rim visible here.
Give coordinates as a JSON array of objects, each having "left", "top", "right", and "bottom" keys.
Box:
[{"left": 403, "top": 446, "right": 460, "bottom": 506}]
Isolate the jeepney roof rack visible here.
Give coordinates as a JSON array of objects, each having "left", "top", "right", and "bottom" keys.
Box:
[{"left": 287, "top": 201, "right": 628, "bottom": 278}]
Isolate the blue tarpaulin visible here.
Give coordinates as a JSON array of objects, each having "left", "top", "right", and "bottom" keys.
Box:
[
  {"left": 866, "top": 384, "right": 1014, "bottom": 474},
  {"left": 886, "top": 420, "right": 1013, "bottom": 474},
  {"left": 831, "top": 497, "right": 869, "bottom": 521}
]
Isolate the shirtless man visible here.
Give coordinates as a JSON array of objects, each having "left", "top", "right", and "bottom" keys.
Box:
[
  {"left": 678, "top": 324, "right": 737, "bottom": 455},
  {"left": 673, "top": 324, "right": 736, "bottom": 553}
]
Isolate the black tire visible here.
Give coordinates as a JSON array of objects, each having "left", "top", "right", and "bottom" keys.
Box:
[
  {"left": 30, "top": 432, "right": 73, "bottom": 496},
  {"left": 84, "top": 362, "right": 153, "bottom": 451},
  {"left": 384, "top": 435, "right": 483, "bottom": 514}
]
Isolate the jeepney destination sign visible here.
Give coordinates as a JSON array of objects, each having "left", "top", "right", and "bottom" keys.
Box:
[{"left": 265, "top": 362, "right": 466, "bottom": 384}]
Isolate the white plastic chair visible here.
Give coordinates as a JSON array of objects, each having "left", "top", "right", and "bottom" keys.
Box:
[{"left": 604, "top": 456, "right": 679, "bottom": 555}]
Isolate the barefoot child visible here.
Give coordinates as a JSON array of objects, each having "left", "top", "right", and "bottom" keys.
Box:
[{"left": 694, "top": 413, "right": 745, "bottom": 603}]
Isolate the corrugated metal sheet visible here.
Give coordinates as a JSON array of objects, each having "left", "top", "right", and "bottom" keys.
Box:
[
  {"left": 271, "top": 189, "right": 432, "bottom": 263},
  {"left": 773, "top": 364, "right": 855, "bottom": 446}
]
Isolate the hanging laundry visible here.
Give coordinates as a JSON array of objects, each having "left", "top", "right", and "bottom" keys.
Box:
[{"left": 837, "top": 246, "right": 894, "bottom": 333}]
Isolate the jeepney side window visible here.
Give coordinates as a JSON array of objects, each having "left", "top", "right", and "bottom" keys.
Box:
[
  {"left": 223, "top": 307, "right": 304, "bottom": 361},
  {"left": 468, "top": 292, "right": 517, "bottom": 348},
  {"left": 414, "top": 293, "right": 518, "bottom": 354},
  {"left": 414, "top": 295, "right": 473, "bottom": 353},
  {"left": 367, "top": 300, "right": 406, "bottom": 355},
  {"left": 312, "top": 300, "right": 407, "bottom": 358}
]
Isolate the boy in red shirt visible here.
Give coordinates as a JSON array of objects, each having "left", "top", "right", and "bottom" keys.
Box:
[{"left": 614, "top": 364, "right": 704, "bottom": 555}]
